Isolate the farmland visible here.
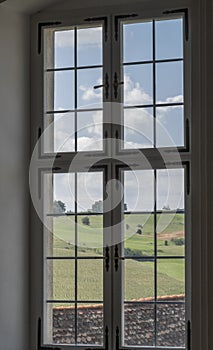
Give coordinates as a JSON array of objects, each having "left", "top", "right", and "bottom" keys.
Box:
[{"left": 46, "top": 213, "right": 185, "bottom": 302}]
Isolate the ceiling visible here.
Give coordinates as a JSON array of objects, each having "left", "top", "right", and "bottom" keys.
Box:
[
  {"left": 1, "top": 0, "right": 134, "bottom": 15},
  {"left": 1, "top": 0, "right": 64, "bottom": 14}
]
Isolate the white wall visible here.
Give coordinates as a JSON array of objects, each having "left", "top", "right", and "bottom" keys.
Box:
[{"left": 0, "top": 6, "right": 29, "bottom": 350}]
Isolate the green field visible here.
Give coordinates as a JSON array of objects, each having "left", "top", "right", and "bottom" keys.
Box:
[{"left": 46, "top": 214, "right": 185, "bottom": 302}]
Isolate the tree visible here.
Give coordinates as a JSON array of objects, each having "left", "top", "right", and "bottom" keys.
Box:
[
  {"left": 82, "top": 217, "right": 90, "bottom": 226},
  {"left": 53, "top": 200, "right": 66, "bottom": 214}
]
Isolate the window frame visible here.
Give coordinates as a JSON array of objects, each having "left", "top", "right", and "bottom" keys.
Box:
[{"left": 29, "top": 1, "right": 204, "bottom": 350}]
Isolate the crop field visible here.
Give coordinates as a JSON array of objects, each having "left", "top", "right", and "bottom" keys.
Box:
[{"left": 46, "top": 213, "right": 185, "bottom": 302}]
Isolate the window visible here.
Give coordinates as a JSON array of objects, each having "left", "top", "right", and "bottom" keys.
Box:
[{"left": 30, "top": 6, "right": 191, "bottom": 350}]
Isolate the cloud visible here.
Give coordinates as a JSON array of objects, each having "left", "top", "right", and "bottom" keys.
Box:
[
  {"left": 124, "top": 74, "right": 152, "bottom": 105},
  {"left": 55, "top": 27, "right": 102, "bottom": 49}
]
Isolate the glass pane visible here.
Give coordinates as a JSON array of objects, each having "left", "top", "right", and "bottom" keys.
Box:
[
  {"left": 125, "top": 260, "right": 154, "bottom": 300},
  {"left": 77, "top": 26, "right": 103, "bottom": 67},
  {"left": 78, "top": 68, "right": 103, "bottom": 109},
  {"left": 157, "top": 259, "right": 185, "bottom": 299},
  {"left": 78, "top": 215, "right": 103, "bottom": 256},
  {"left": 77, "top": 110, "right": 103, "bottom": 151},
  {"left": 78, "top": 260, "right": 103, "bottom": 301},
  {"left": 54, "top": 30, "right": 74, "bottom": 68},
  {"left": 53, "top": 173, "right": 75, "bottom": 213},
  {"left": 77, "top": 172, "right": 103, "bottom": 213},
  {"left": 157, "top": 303, "right": 185, "bottom": 347},
  {"left": 77, "top": 304, "right": 103, "bottom": 345},
  {"left": 124, "top": 303, "right": 155, "bottom": 346},
  {"left": 124, "top": 214, "right": 154, "bottom": 257},
  {"left": 124, "top": 170, "right": 154, "bottom": 212},
  {"left": 45, "top": 71, "right": 75, "bottom": 111},
  {"left": 156, "top": 61, "right": 183, "bottom": 104},
  {"left": 157, "top": 213, "right": 185, "bottom": 257},
  {"left": 44, "top": 112, "right": 75, "bottom": 153},
  {"left": 123, "top": 107, "right": 153, "bottom": 148},
  {"left": 123, "top": 21, "right": 152, "bottom": 62},
  {"left": 156, "top": 18, "right": 183, "bottom": 60},
  {"left": 45, "top": 216, "right": 76, "bottom": 257},
  {"left": 124, "top": 64, "right": 153, "bottom": 106},
  {"left": 157, "top": 169, "right": 185, "bottom": 212},
  {"left": 46, "top": 260, "right": 75, "bottom": 300},
  {"left": 156, "top": 105, "right": 184, "bottom": 147},
  {"left": 44, "top": 303, "right": 75, "bottom": 345}
]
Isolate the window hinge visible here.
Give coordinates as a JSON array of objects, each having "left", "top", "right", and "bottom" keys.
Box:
[
  {"left": 114, "top": 14, "right": 138, "bottom": 41},
  {"left": 163, "top": 8, "right": 189, "bottom": 41},
  {"left": 84, "top": 16, "right": 108, "bottom": 41},
  {"left": 187, "top": 320, "right": 191, "bottom": 350},
  {"left": 37, "top": 318, "right": 61, "bottom": 350},
  {"left": 38, "top": 21, "right": 62, "bottom": 54},
  {"left": 183, "top": 161, "right": 190, "bottom": 196},
  {"left": 105, "top": 246, "right": 110, "bottom": 271}
]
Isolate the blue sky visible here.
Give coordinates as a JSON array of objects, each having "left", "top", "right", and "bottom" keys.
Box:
[{"left": 44, "top": 18, "right": 185, "bottom": 213}]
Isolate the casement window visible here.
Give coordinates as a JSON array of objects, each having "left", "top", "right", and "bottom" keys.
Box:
[{"left": 30, "top": 4, "right": 191, "bottom": 350}]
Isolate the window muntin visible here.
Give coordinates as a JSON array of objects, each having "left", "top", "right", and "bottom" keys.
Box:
[
  {"left": 43, "top": 171, "right": 105, "bottom": 345},
  {"left": 122, "top": 18, "right": 185, "bottom": 150},
  {"left": 43, "top": 25, "right": 104, "bottom": 154},
  {"left": 35, "top": 10, "right": 190, "bottom": 350},
  {"left": 122, "top": 168, "right": 186, "bottom": 348}
]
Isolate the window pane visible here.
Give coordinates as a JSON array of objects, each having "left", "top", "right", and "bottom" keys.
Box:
[
  {"left": 123, "top": 21, "right": 152, "bottom": 62},
  {"left": 156, "top": 61, "right": 183, "bottom": 104},
  {"left": 78, "top": 215, "right": 103, "bottom": 257},
  {"left": 124, "top": 65, "right": 153, "bottom": 106},
  {"left": 54, "top": 30, "right": 75, "bottom": 68},
  {"left": 124, "top": 303, "right": 155, "bottom": 346},
  {"left": 44, "top": 303, "right": 75, "bottom": 345},
  {"left": 157, "top": 259, "right": 185, "bottom": 299},
  {"left": 46, "top": 260, "right": 75, "bottom": 300},
  {"left": 124, "top": 170, "right": 154, "bottom": 212},
  {"left": 77, "top": 172, "right": 103, "bottom": 213},
  {"left": 77, "top": 110, "right": 103, "bottom": 151},
  {"left": 78, "top": 68, "right": 103, "bottom": 109},
  {"left": 157, "top": 213, "right": 185, "bottom": 257},
  {"left": 45, "top": 71, "right": 75, "bottom": 111},
  {"left": 77, "top": 304, "right": 103, "bottom": 345},
  {"left": 123, "top": 107, "right": 153, "bottom": 148},
  {"left": 156, "top": 18, "right": 183, "bottom": 60},
  {"left": 125, "top": 260, "right": 154, "bottom": 300},
  {"left": 156, "top": 105, "right": 184, "bottom": 147},
  {"left": 77, "top": 26, "right": 103, "bottom": 67},
  {"left": 78, "top": 260, "right": 103, "bottom": 301},
  {"left": 157, "top": 303, "right": 185, "bottom": 347},
  {"left": 44, "top": 112, "right": 75, "bottom": 153},
  {"left": 157, "top": 169, "right": 184, "bottom": 212},
  {"left": 124, "top": 213, "right": 154, "bottom": 257},
  {"left": 45, "top": 216, "right": 76, "bottom": 257}
]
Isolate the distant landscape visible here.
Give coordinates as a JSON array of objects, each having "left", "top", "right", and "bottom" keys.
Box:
[{"left": 47, "top": 213, "right": 185, "bottom": 303}]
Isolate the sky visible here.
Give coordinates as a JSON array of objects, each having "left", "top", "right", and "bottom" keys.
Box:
[{"left": 43, "top": 18, "right": 185, "bottom": 212}]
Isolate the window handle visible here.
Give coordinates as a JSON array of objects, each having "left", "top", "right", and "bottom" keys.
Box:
[
  {"left": 113, "top": 73, "right": 124, "bottom": 99},
  {"left": 94, "top": 73, "right": 109, "bottom": 99}
]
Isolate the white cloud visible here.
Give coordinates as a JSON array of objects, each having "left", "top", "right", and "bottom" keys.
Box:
[
  {"left": 55, "top": 27, "right": 102, "bottom": 48},
  {"left": 124, "top": 74, "right": 152, "bottom": 105}
]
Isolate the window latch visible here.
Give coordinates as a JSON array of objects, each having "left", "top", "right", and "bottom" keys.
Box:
[
  {"left": 114, "top": 245, "right": 125, "bottom": 271},
  {"left": 113, "top": 73, "right": 124, "bottom": 99},
  {"left": 94, "top": 73, "right": 109, "bottom": 99},
  {"left": 37, "top": 318, "right": 61, "bottom": 350}
]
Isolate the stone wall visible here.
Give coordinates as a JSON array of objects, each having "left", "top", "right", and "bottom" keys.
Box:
[{"left": 53, "top": 295, "right": 185, "bottom": 347}]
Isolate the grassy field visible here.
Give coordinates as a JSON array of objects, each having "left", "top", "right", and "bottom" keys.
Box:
[{"left": 46, "top": 213, "right": 185, "bottom": 302}]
